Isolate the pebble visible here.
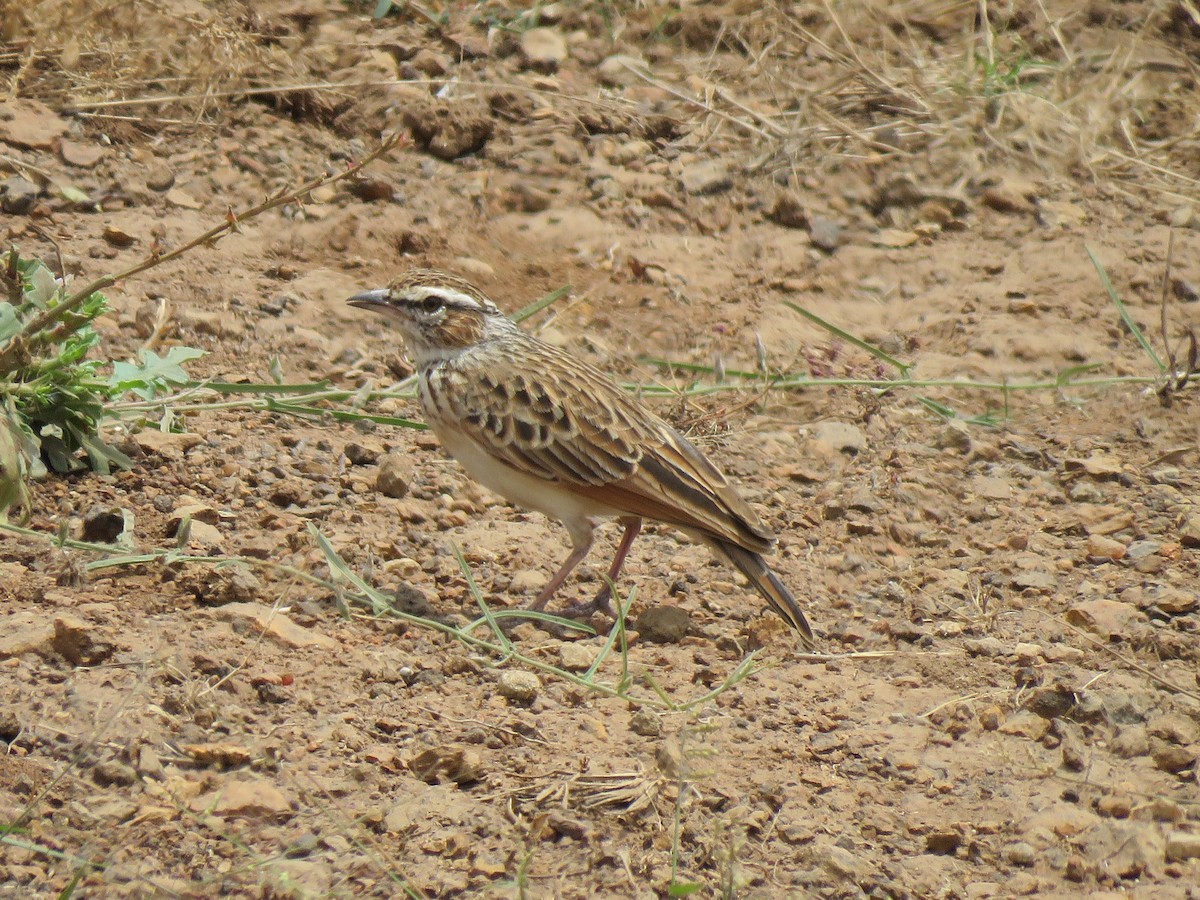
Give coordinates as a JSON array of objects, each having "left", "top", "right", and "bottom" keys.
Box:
[
  {"left": 214, "top": 602, "right": 337, "bottom": 650},
  {"left": 1165, "top": 831, "right": 1200, "bottom": 861},
  {"left": 508, "top": 570, "right": 544, "bottom": 595},
  {"left": 497, "top": 670, "right": 540, "bottom": 703},
  {"left": 634, "top": 605, "right": 690, "bottom": 643},
  {"left": 933, "top": 421, "right": 972, "bottom": 453},
  {"left": 1005, "top": 841, "right": 1036, "bottom": 867},
  {"left": 201, "top": 778, "right": 294, "bottom": 820},
  {"left": 629, "top": 709, "right": 662, "bottom": 737},
  {"left": 810, "top": 421, "right": 867, "bottom": 456},
  {"left": 677, "top": 160, "right": 732, "bottom": 196},
  {"left": 963, "top": 637, "right": 1004, "bottom": 657},
  {"left": 1110, "top": 725, "right": 1150, "bottom": 758},
  {"left": 375, "top": 451, "right": 411, "bottom": 499},
  {"left": 0, "top": 176, "right": 40, "bottom": 214},
  {"left": 558, "top": 642, "right": 595, "bottom": 672},
  {"left": 519, "top": 27, "right": 568, "bottom": 71},
  {"left": 0, "top": 614, "right": 55, "bottom": 658},
  {"left": 144, "top": 162, "right": 176, "bottom": 191},
  {"left": 808, "top": 215, "right": 842, "bottom": 252},
  {"left": 1064, "top": 598, "right": 1143, "bottom": 638},
  {"left": 1086, "top": 534, "right": 1126, "bottom": 560}
]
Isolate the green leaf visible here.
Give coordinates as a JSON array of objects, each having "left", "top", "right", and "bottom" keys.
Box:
[
  {"left": 109, "top": 347, "right": 206, "bottom": 399},
  {"left": 0, "top": 303, "right": 20, "bottom": 343}
]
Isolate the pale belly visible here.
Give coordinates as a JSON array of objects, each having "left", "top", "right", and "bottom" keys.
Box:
[{"left": 436, "top": 426, "right": 623, "bottom": 526}]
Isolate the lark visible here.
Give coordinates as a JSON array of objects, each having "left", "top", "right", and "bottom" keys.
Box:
[{"left": 348, "top": 270, "right": 815, "bottom": 647}]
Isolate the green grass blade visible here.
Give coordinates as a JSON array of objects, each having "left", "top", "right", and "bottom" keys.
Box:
[
  {"left": 1085, "top": 243, "right": 1164, "bottom": 372},
  {"left": 513, "top": 285, "right": 571, "bottom": 324},
  {"left": 782, "top": 300, "right": 912, "bottom": 376}
]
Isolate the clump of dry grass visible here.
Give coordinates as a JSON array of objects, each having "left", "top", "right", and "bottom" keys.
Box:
[
  {"left": 1, "top": 0, "right": 311, "bottom": 124},
  {"left": 660, "top": 0, "right": 1200, "bottom": 197}
]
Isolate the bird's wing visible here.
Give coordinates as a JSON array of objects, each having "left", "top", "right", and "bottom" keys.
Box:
[{"left": 428, "top": 342, "right": 774, "bottom": 553}]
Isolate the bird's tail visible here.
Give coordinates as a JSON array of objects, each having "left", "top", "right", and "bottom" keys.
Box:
[{"left": 711, "top": 539, "right": 816, "bottom": 649}]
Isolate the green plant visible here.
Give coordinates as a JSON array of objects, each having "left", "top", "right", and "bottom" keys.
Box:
[{"left": 0, "top": 251, "right": 203, "bottom": 486}]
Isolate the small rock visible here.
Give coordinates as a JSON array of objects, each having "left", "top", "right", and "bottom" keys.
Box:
[
  {"left": 508, "top": 570, "right": 544, "bottom": 595},
  {"left": 214, "top": 602, "right": 337, "bottom": 650},
  {"left": 678, "top": 160, "right": 732, "bottom": 196},
  {"left": 978, "top": 706, "right": 1003, "bottom": 730},
  {"left": 1037, "top": 199, "right": 1087, "bottom": 229},
  {"left": 1151, "top": 589, "right": 1197, "bottom": 614},
  {"left": 808, "top": 216, "right": 842, "bottom": 253},
  {"left": 168, "top": 500, "right": 220, "bottom": 530},
  {"left": 1179, "top": 514, "right": 1200, "bottom": 548},
  {"left": 375, "top": 451, "right": 411, "bottom": 499},
  {"left": 0, "top": 614, "right": 55, "bottom": 658},
  {"left": 926, "top": 829, "right": 962, "bottom": 854},
  {"left": 1125, "top": 539, "right": 1162, "bottom": 560},
  {"left": 81, "top": 505, "right": 127, "bottom": 543},
  {"left": 509, "top": 182, "right": 552, "bottom": 213},
  {"left": 634, "top": 605, "right": 690, "bottom": 643},
  {"left": 1165, "top": 831, "right": 1200, "bottom": 862},
  {"left": 964, "top": 637, "right": 1004, "bottom": 657},
  {"left": 1063, "top": 853, "right": 1089, "bottom": 881},
  {"left": 53, "top": 614, "right": 114, "bottom": 666},
  {"left": 1026, "top": 684, "right": 1076, "bottom": 720},
  {"left": 497, "top": 670, "right": 540, "bottom": 703},
  {"left": 999, "top": 710, "right": 1049, "bottom": 740},
  {"left": 181, "top": 520, "right": 224, "bottom": 549},
  {"left": 629, "top": 708, "right": 662, "bottom": 737},
  {"left": 144, "top": 162, "right": 175, "bottom": 192},
  {"left": 768, "top": 192, "right": 808, "bottom": 229},
  {"left": 519, "top": 27, "right": 568, "bottom": 71},
  {"left": 558, "top": 642, "right": 595, "bottom": 672},
  {"left": 60, "top": 139, "right": 105, "bottom": 168},
  {"left": 1108, "top": 825, "right": 1165, "bottom": 878},
  {"left": 1065, "top": 599, "right": 1144, "bottom": 639},
  {"left": 451, "top": 257, "right": 495, "bottom": 279},
  {"left": 132, "top": 429, "right": 203, "bottom": 459},
  {"left": 1012, "top": 642, "right": 1043, "bottom": 663},
  {"left": 202, "top": 779, "right": 294, "bottom": 820},
  {"left": 0, "top": 98, "right": 70, "bottom": 149},
  {"left": 811, "top": 421, "right": 866, "bottom": 456},
  {"left": 1097, "top": 793, "right": 1132, "bottom": 818},
  {"left": 973, "top": 476, "right": 1012, "bottom": 500},
  {"left": 343, "top": 442, "right": 380, "bottom": 466},
  {"left": 1086, "top": 534, "right": 1126, "bottom": 560},
  {"left": 1012, "top": 571, "right": 1057, "bottom": 592},
  {"left": 136, "top": 745, "right": 164, "bottom": 780},
  {"left": 1152, "top": 744, "right": 1198, "bottom": 773},
  {"left": 1110, "top": 726, "right": 1150, "bottom": 758},
  {"left": 980, "top": 175, "right": 1037, "bottom": 214},
  {"left": 92, "top": 759, "right": 137, "bottom": 787},
  {"left": 1005, "top": 841, "right": 1036, "bottom": 867},
  {"left": 408, "top": 746, "right": 485, "bottom": 785},
  {"left": 934, "top": 421, "right": 972, "bottom": 453},
  {"left": 1, "top": 176, "right": 40, "bottom": 214}
]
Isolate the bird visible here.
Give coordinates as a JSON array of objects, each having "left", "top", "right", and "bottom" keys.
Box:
[{"left": 347, "top": 269, "right": 815, "bottom": 648}]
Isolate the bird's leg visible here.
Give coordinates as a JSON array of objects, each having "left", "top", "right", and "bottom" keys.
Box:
[
  {"left": 530, "top": 523, "right": 595, "bottom": 611},
  {"left": 563, "top": 517, "right": 642, "bottom": 619}
]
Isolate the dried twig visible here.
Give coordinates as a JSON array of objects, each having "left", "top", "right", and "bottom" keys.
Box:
[{"left": 0, "top": 132, "right": 406, "bottom": 377}]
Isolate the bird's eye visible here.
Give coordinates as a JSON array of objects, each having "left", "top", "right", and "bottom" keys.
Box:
[{"left": 420, "top": 296, "right": 444, "bottom": 314}]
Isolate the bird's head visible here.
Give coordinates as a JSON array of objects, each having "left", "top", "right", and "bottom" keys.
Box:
[{"left": 348, "top": 269, "right": 510, "bottom": 364}]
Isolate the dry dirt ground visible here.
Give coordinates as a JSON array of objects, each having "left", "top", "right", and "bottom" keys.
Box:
[{"left": 2, "top": 1, "right": 1200, "bottom": 897}]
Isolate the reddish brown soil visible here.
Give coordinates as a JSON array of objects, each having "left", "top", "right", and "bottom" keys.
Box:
[{"left": 2, "top": 2, "right": 1199, "bottom": 898}]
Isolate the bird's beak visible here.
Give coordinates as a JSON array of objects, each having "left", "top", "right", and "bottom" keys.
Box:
[{"left": 347, "top": 289, "right": 390, "bottom": 311}]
